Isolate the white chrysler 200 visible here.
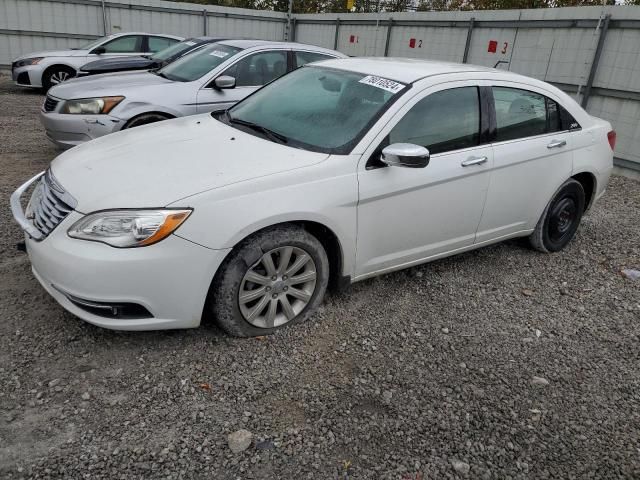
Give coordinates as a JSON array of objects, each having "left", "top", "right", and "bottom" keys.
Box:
[{"left": 11, "top": 58, "right": 614, "bottom": 337}]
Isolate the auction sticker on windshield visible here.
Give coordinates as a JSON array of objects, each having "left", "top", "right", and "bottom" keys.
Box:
[
  {"left": 210, "top": 51, "right": 229, "bottom": 58},
  {"left": 358, "top": 75, "right": 404, "bottom": 94}
]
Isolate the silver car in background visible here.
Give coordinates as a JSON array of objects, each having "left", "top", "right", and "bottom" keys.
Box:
[
  {"left": 11, "top": 32, "right": 183, "bottom": 91},
  {"left": 40, "top": 40, "right": 346, "bottom": 149}
]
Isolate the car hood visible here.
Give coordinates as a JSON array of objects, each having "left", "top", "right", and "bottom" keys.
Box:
[
  {"left": 49, "top": 71, "right": 172, "bottom": 99},
  {"left": 80, "top": 56, "right": 154, "bottom": 72},
  {"left": 51, "top": 114, "right": 329, "bottom": 212},
  {"left": 14, "top": 49, "right": 89, "bottom": 61}
]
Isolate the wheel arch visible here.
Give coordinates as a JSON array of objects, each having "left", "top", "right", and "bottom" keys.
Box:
[
  {"left": 571, "top": 171, "right": 597, "bottom": 211},
  {"left": 213, "top": 219, "right": 348, "bottom": 291},
  {"left": 122, "top": 111, "right": 176, "bottom": 129},
  {"left": 200, "top": 219, "right": 349, "bottom": 326},
  {"left": 41, "top": 63, "right": 77, "bottom": 87}
]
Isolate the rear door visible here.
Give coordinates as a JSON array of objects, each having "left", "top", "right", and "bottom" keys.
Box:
[
  {"left": 475, "top": 84, "right": 579, "bottom": 243},
  {"left": 196, "top": 49, "right": 289, "bottom": 113},
  {"left": 146, "top": 35, "right": 180, "bottom": 54}
]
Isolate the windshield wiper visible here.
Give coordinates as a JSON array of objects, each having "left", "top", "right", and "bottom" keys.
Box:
[
  {"left": 227, "top": 114, "right": 289, "bottom": 145},
  {"left": 154, "top": 71, "right": 172, "bottom": 80}
]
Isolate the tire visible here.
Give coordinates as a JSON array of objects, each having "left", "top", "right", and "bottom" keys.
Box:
[
  {"left": 529, "top": 179, "right": 585, "bottom": 253},
  {"left": 211, "top": 225, "right": 330, "bottom": 337},
  {"left": 42, "top": 66, "right": 76, "bottom": 92},
  {"left": 123, "top": 113, "right": 172, "bottom": 129}
]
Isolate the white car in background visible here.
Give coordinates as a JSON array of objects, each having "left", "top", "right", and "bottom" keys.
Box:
[
  {"left": 11, "top": 58, "right": 614, "bottom": 337},
  {"left": 39, "top": 40, "right": 345, "bottom": 149},
  {"left": 11, "top": 32, "right": 183, "bottom": 90}
]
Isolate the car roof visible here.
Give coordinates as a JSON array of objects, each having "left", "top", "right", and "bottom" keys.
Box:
[
  {"left": 193, "top": 37, "right": 228, "bottom": 42},
  {"left": 218, "top": 39, "right": 342, "bottom": 55},
  {"left": 107, "top": 32, "right": 183, "bottom": 40},
  {"left": 311, "top": 57, "right": 508, "bottom": 84}
]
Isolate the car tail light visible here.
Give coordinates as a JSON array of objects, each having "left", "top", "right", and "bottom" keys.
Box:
[{"left": 607, "top": 130, "right": 616, "bottom": 151}]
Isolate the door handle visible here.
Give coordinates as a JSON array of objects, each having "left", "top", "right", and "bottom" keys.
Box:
[
  {"left": 461, "top": 156, "right": 488, "bottom": 167},
  {"left": 547, "top": 139, "right": 567, "bottom": 149}
]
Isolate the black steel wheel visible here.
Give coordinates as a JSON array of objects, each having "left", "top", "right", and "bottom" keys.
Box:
[{"left": 529, "top": 179, "right": 585, "bottom": 253}]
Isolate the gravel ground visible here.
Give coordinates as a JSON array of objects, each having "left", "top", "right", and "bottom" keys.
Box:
[{"left": 1, "top": 75, "right": 639, "bottom": 479}]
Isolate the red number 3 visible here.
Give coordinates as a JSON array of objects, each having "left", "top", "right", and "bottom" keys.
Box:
[{"left": 501, "top": 42, "right": 508, "bottom": 54}]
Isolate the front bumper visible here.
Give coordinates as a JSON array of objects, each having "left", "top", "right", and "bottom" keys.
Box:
[
  {"left": 39, "top": 109, "right": 124, "bottom": 149},
  {"left": 12, "top": 175, "right": 231, "bottom": 330},
  {"left": 12, "top": 64, "right": 44, "bottom": 88}
]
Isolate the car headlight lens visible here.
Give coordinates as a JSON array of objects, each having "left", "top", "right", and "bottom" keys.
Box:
[
  {"left": 68, "top": 209, "right": 192, "bottom": 248},
  {"left": 62, "top": 96, "right": 124, "bottom": 114},
  {"left": 15, "top": 57, "right": 44, "bottom": 67}
]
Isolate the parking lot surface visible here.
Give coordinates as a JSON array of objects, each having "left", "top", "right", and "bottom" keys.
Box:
[{"left": 1, "top": 75, "right": 639, "bottom": 479}]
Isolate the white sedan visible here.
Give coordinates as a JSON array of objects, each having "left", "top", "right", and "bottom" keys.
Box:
[
  {"left": 11, "top": 58, "right": 614, "bottom": 336},
  {"left": 11, "top": 32, "right": 183, "bottom": 90}
]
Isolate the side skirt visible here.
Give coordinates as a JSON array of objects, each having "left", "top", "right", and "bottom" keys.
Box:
[{"left": 351, "top": 229, "right": 534, "bottom": 283}]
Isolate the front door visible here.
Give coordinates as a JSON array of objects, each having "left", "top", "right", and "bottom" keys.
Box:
[
  {"left": 356, "top": 84, "right": 493, "bottom": 278},
  {"left": 196, "top": 50, "right": 289, "bottom": 113}
]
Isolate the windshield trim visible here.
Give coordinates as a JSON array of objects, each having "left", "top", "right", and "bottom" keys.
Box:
[{"left": 218, "top": 65, "right": 412, "bottom": 155}]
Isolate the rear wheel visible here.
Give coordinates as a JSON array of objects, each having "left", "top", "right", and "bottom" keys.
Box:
[
  {"left": 42, "top": 66, "right": 76, "bottom": 91},
  {"left": 529, "top": 179, "right": 585, "bottom": 253},
  {"left": 211, "top": 225, "right": 329, "bottom": 337},
  {"left": 123, "top": 113, "right": 172, "bottom": 129}
]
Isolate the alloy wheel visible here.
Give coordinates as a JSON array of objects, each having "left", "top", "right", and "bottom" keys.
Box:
[
  {"left": 238, "top": 246, "right": 317, "bottom": 329},
  {"left": 50, "top": 71, "right": 71, "bottom": 85}
]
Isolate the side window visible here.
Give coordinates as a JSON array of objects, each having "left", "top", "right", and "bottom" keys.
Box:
[
  {"left": 100, "top": 35, "right": 142, "bottom": 53},
  {"left": 294, "top": 51, "right": 335, "bottom": 68},
  {"left": 389, "top": 87, "right": 480, "bottom": 155},
  {"left": 492, "top": 87, "right": 547, "bottom": 141},
  {"left": 148, "top": 36, "right": 178, "bottom": 53},
  {"left": 546, "top": 98, "right": 561, "bottom": 133},
  {"left": 222, "top": 51, "right": 287, "bottom": 87},
  {"left": 559, "top": 104, "right": 581, "bottom": 131}
]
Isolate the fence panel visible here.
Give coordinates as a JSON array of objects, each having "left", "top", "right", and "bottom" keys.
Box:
[
  {"left": 1, "top": 2, "right": 639, "bottom": 169},
  {"left": 387, "top": 26, "right": 466, "bottom": 62}
]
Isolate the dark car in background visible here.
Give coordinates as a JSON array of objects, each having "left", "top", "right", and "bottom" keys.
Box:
[{"left": 76, "top": 37, "right": 227, "bottom": 77}]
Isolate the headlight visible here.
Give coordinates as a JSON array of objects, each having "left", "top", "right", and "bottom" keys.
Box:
[
  {"left": 61, "top": 96, "right": 124, "bottom": 115},
  {"left": 15, "top": 57, "right": 44, "bottom": 67},
  {"left": 68, "top": 209, "right": 192, "bottom": 248}
]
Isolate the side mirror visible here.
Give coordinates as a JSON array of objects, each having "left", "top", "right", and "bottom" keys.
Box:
[
  {"left": 92, "top": 46, "right": 106, "bottom": 55},
  {"left": 381, "top": 143, "right": 430, "bottom": 168},
  {"left": 213, "top": 75, "right": 236, "bottom": 90}
]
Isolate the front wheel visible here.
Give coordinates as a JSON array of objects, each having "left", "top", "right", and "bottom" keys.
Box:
[
  {"left": 529, "top": 179, "right": 585, "bottom": 253},
  {"left": 123, "top": 113, "right": 172, "bottom": 129},
  {"left": 211, "top": 225, "right": 330, "bottom": 337},
  {"left": 42, "top": 66, "right": 76, "bottom": 91}
]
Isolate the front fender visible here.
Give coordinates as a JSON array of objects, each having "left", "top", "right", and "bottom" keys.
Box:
[
  {"left": 171, "top": 156, "right": 360, "bottom": 278},
  {"left": 112, "top": 102, "right": 184, "bottom": 123}
]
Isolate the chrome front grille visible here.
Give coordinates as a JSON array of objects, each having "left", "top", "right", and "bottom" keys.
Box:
[
  {"left": 43, "top": 96, "right": 59, "bottom": 112},
  {"left": 26, "top": 170, "right": 76, "bottom": 238}
]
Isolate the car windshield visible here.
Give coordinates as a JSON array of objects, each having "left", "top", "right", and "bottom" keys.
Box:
[
  {"left": 151, "top": 39, "right": 199, "bottom": 62},
  {"left": 77, "top": 36, "right": 111, "bottom": 50},
  {"left": 225, "top": 66, "right": 408, "bottom": 154},
  {"left": 157, "top": 43, "right": 242, "bottom": 82}
]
